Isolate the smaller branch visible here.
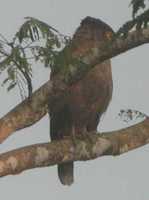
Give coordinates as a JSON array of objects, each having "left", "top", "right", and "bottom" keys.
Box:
[
  {"left": 16, "top": 70, "right": 28, "bottom": 99},
  {"left": 12, "top": 59, "right": 33, "bottom": 97},
  {"left": 0, "top": 73, "right": 68, "bottom": 143},
  {"left": 0, "top": 33, "right": 9, "bottom": 44},
  {"left": 0, "top": 118, "right": 149, "bottom": 177},
  {"left": 0, "top": 80, "right": 51, "bottom": 143}
]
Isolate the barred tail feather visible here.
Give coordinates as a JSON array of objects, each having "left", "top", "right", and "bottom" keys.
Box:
[{"left": 58, "top": 162, "right": 74, "bottom": 185}]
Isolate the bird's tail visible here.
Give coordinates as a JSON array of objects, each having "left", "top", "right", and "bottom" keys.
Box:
[{"left": 58, "top": 162, "right": 74, "bottom": 185}]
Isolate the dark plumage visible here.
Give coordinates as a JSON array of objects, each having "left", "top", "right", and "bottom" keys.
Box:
[{"left": 49, "top": 17, "right": 113, "bottom": 185}]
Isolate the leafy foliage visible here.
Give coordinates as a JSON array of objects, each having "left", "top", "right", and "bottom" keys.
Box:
[
  {"left": 16, "top": 17, "right": 63, "bottom": 43},
  {"left": 117, "top": 8, "right": 149, "bottom": 37},
  {"left": 118, "top": 109, "right": 147, "bottom": 123},
  {"left": 116, "top": 1, "right": 149, "bottom": 37},
  {"left": 0, "top": 17, "right": 69, "bottom": 98},
  {"left": 0, "top": 45, "right": 32, "bottom": 97},
  {"left": 1, "top": 2, "right": 149, "bottom": 98},
  {"left": 130, "top": 0, "right": 146, "bottom": 18}
]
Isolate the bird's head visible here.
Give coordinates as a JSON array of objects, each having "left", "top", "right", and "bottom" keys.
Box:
[{"left": 71, "top": 16, "right": 114, "bottom": 56}]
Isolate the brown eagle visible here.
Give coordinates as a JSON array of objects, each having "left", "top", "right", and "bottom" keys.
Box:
[{"left": 49, "top": 17, "right": 113, "bottom": 185}]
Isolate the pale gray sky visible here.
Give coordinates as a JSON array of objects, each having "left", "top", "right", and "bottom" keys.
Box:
[{"left": 0, "top": 0, "right": 149, "bottom": 200}]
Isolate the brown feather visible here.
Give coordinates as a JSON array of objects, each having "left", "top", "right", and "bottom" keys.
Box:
[{"left": 49, "top": 16, "right": 113, "bottom": 185}]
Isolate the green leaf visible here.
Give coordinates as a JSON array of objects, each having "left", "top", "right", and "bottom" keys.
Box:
[
  {"left": 0, "top": 17, "right": 70, "bottom": 96},
  {"left": 15, "top": 17, "right": 61, "bottom": 43},
  {"left": 118, "top": 109, "right": 147, "bottom": 123},
  {"left": 130, "top": 0, "right": 146, "bottom": 18},
  {"left": 1, "top": 78, "right": 9, "bottom": 86},
  {"left": 7, "top": 82, "right": 17, "bottom": 91},
  {"left": 117, "top": 8, "right": 149, "bottom": 36}
]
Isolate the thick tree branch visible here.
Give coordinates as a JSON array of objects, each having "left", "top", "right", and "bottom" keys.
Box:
[
  {"left": 1, "top": 26, "right": 149, "bottom": 142},
  {"left": 0, "top": 118, "right": 149, "bottom": 177},
  {"left": 65, "top": 27, "right": 149, "bottom": 83},
  {"left": 0, "top": 81, "right": 50, "bottom": 143}
]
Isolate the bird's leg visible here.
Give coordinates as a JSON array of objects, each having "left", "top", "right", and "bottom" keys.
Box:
[
  {"left": 81, "top": 126, "right": 88, "bottom": 137},
  {"left": 70, "top": 126, "right": 95, "bottom": 145},
  {"left": 81, "top": 127, "right": 96, "bottom": 144},
  {"left": 74, "top": 126, "right": 90, "bottom": 141},
  {"left": 71, "top": 126, "right": 78, "bottom": 147},
  {"left": 71, "top": 125, "right": 76, "bottom": 139}
]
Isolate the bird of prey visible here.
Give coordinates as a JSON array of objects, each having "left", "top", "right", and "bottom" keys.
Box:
[{"left": 49, "top": 16, "right": 113, "bottom": 185}]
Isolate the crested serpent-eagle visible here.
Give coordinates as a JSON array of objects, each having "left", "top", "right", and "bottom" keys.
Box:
[{"left": 49, "top": 16, "right": 113, "bottom": 185}]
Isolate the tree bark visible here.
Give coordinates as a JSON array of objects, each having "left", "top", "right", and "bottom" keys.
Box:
[
  {"left": 0, "top": 118, "right": 148, "bottom": 177},
  {"left": 0, "top": 81, "right": 50, "bottom": 143}
]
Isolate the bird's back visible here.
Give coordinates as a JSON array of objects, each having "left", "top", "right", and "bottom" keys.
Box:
[{"left": 49, "top": 16, "right": 113, "bottom": 185}]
